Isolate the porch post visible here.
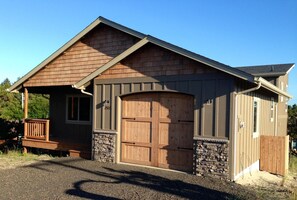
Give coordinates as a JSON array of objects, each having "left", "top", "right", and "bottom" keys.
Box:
[
  {"left": 23, "top": 88, "right": 29, "bottom": 154},
  {"left": 24, "top": 88, "right": 28, "bottom": 119},
  {"left": 45, "top": 120, "right": 50, "bottom": 142}
]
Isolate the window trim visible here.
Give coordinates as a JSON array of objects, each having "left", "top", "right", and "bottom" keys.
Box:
[
  {"left": 253, "top": 97, "right": 260, "bottom": 138},
  {"left": 65, "top": 95, "right": 92, "bottom": 125},
  {"left": 270, "top": 97, "right": 274, "bottom": 122}
]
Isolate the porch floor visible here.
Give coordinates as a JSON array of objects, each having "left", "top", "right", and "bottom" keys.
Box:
[{"left": 22, "top": 138, "right": 91, "bottom": 159}]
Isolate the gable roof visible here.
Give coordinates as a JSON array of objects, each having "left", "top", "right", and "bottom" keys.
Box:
[
  {"left": 74, "top": 34, "right": 255, "bottom": 89},
  {"left": 8, "top": 16, "right": 145, "bottom": 92},
  {"left": 8, "top": 17, "right": 293, "bottom": 99},
  {"left": 236, "top": 63, "right": 295, "bottom": 77},
  {"left": 9, "top": 16, "right": 255, "bottom": 92}
]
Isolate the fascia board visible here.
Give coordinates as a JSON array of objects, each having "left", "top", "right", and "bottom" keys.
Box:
[
  {"left": 8, "top": 18, "right": 102, "bottom": 92},
  {"left": 256, "top": 77, "right": 293, "bottom": 99}
]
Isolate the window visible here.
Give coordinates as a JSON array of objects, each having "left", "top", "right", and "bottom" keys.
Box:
[
  {"left": 270, "top": 97, "right": 274, "bottom": 122},
  {"left": 66, "top": 96, "right": 91, "bottom": 123},
  {"left": 253, "top": 97, "right": 260, "bottom": 138}
]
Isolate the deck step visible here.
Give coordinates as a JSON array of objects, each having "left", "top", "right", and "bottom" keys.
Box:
[{"left": 69, "top": 150, "right": 91, "bottom": 159}]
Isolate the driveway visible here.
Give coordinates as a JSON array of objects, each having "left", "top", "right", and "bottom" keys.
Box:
[{"left": 0, "top": 157, "right": 256, "bottom": 199}]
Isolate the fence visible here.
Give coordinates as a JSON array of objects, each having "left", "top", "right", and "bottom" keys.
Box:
[{"left": 260, "top": 135, "right": 289, "bottom": 176}]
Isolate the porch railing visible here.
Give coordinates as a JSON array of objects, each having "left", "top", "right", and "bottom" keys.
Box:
[{"left": 24, "top": 119, "right": 49, "bottom": 141}]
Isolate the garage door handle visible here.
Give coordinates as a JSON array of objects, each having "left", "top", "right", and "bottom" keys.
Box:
[
  {"left": 122, "top": 142, "right": 136, "bottom": 145},
  {"left": 178, "top": 120, "right": 194, "bottom": 122},
  {"left": 177, "top": 147, "right": 192, "bottom": 150},
  {"left": 123, "top": 117, "right": 136, "bottom": 120}
]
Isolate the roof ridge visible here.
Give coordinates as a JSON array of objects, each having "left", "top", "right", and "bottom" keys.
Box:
[{"left": 236, "top": 63, "right": 295, "bottom": 68}]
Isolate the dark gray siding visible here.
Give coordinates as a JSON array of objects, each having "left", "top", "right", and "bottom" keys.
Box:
[
  {"left": 94, "top": 74, "right": 233, "bottom": 139},
  {"left": 49, "top": 87, "right": 92, "bottom": 144}
]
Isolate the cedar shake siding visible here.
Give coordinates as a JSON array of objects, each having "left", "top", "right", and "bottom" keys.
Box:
[
  {"left": 98, "top": 43, "right": 217, "bottom": 79},
  {"left": 24, "top": 24, "right": 139, "bottom": 87}
]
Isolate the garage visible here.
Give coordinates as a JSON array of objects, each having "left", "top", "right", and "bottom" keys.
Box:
[{"left": 121, "top": 92, "right": 194, "bottom": 172}]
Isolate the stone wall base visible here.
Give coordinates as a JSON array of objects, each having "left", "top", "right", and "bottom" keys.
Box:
[
  {"left": 92, "top": 132, "right": 230, "bottom": 179},
  {"left": 194, "top": 138, "right": 229, "bottom": 179},
  {"left": 92, "top": 132, "right": 116, "bottom": 162}
]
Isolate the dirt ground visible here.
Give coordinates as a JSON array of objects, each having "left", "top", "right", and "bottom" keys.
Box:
[
  {"left": 0, "top": 157, "right": 258, "bottom": 200},
  {"left": 236, "top": 170, "right": 297, "bottom": 199},
  {"left": 1, "top": 155, "right": 296, "bottom": 199}
]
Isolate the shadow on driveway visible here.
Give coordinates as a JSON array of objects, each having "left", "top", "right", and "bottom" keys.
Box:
[{"left": 25, "top": 158, "right": 253, "bottom": 199}]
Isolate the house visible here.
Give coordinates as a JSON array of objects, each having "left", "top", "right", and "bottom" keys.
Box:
[{"left": 8, "top": 17, "right": 294, "bottom": 181}]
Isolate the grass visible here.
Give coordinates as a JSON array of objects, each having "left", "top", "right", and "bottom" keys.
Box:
[
  {"left": 0, "top": 150, "right": 40, "bottom": 161},
  {"left": 289, "top": 154, "right": 297, "bottom": 200},
  {"left": 289, "top": 154, "right": 297, "bottom": 173},
  {"left": 0, "top": 149, "right": 52, "bottom": 170}
]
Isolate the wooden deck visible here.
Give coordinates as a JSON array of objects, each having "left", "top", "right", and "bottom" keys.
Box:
[{"left": 23, "top": 119, "right": 91, "bottom": 159}]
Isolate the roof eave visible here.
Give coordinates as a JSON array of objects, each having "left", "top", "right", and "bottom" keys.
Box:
[
  {"left": 74, "top": 35, "right": 256, "bottom": 89},
  {"left": 255, "top": 77, "right": 292, "bottom": 99},
  {"left": 286, "top": 63, "right": 295, "bottom": 74},
  {"left": 146, "top": 35, "right": 255, "bottom": 83},
  {"left": 253, "top": 72, "right": 286, "bottom": 77},
  {"left": 8, "top": 17, "right": 146, "bottom": 93},
  {"left": 98, "top": 17, "right": 145, "bottom": 39},
  {"left": 8, "top": 18, "right": 103, "bottom": 92}
]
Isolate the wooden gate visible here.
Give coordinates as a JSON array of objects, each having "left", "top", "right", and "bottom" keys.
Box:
[
  {"left": 121, "top": 92, "right": 194, "bottom": 172},
  {"left": 260, "top": 135, "right": 289, "bottom": 176}
]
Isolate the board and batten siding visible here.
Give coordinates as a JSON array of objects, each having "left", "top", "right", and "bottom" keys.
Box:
[
  {"left": 94, "top": 74, "right": 233, "bottom": 139},
  {"left": 49, "top": 87, "right": 92, "bottom": 144},
  {"left": 235, "top": 82, "right": 278, "bottom": 176},
  {"left": 24, "top": 24, "right": 139, "bottom": 87},
  {"left": 94, "top": 43, "right": 233, "bottom": 139},
  {"left": 276, "top": 74, "right": 289, "bottom": 136}
]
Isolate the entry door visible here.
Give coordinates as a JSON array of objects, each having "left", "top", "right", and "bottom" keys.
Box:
[{"left": 121, "top": 93, "right": 194, "bottom": 172}]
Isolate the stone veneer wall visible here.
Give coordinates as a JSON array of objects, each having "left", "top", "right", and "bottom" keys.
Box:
[
  {"left": 92, "top": 132, "right": 116, "bottom": 162},
  {"left": 194, "top": 138, "right": 229, "bottom": 179}
]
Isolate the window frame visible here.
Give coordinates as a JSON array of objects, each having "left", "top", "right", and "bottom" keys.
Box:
[
  {"left": 252, "top": 97, "right": 260, "bottom": 138},
  {"left": 270, "top": 97, "right": 274, "bottom": 122},
  {"left": 65, "top": 95, "right": 92, "bottom": 124}
]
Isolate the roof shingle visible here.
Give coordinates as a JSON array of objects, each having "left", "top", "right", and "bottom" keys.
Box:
[{"left": 236, "top": 63, "right": 294, "bottom": 77}]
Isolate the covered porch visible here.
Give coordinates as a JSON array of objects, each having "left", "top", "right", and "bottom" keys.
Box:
[{"left": 22, "top": 87, "right": 92, "bottom": 159}]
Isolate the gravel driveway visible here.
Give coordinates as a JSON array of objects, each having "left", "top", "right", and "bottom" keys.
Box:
[{"left": 0, "top": 157, "right": 256, "bottom": 199}]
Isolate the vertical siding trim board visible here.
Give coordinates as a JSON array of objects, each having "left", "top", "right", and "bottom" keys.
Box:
[
  {"left": 215, "top": 91, "right": 219, "bottom": 138},
  {"left": 111, "top": 85, "right": 115, "bottom": 130},
  {"left": 92, "top": 83, "right": 98, "bottom": 160},
  {"left": 201, "top": 81, "right": 205, "bottom": 137},
  {"left": 102, "top": 85, "right": 105, "bottom": 129},
  {"left": 229, "top": 91, "right": 236, "bottom": 181},
  {"left": 115, "top": 96, "right": 122, "bottom": 163}
]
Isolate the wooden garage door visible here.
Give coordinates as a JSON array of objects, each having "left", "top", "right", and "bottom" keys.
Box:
[{"left": 121, "top": 93, "right": 194, "bottom": 172}]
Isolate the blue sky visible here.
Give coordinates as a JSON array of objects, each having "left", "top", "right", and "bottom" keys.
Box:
[{"left": 0, "top": 0, "right": 296, "bottom": 104}]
